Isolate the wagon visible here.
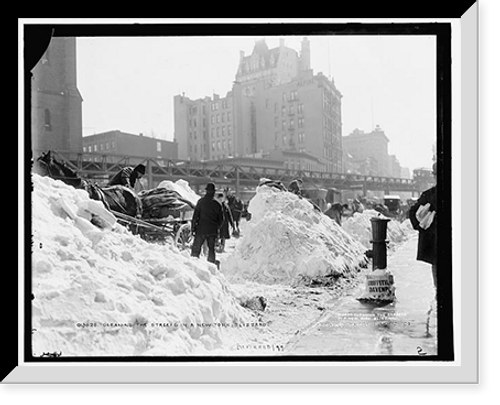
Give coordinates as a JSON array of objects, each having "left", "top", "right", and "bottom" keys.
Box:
[
  {"left": 383, "top": 195, "right": 404, "bottom": 220},
  {"left": 114, "top": 187, "right": 197, "bottom": 250},
  {"left": 112, "top": 209, "right": 193, "bottom": 250}
]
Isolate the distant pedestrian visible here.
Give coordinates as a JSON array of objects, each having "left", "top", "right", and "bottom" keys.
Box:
[
  {"left": 409, "top": 162, "right": 438, "bottom": 291},
  {"left": 288, "top": 178, "right": 303, "bottom": 195},
  {"left": 216, "top": 192, "right": 235, "bottom": 252},
  {"left": 324, "top": 202, "right": 344, "bottom": 226},
  {"left": 227, "top": 193, "right": 243, "bottom": 235},
  {"left": 190, "top": 183, "right": 224, "bottom": 265},
  {"left": 107, "top": 164, "right": 146, "bottom": 189}
]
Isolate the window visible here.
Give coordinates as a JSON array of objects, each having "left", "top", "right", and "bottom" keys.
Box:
[
  {"left": 157, "top": 141, "right": 162, "bottom": 152},
  {"left": 282, "top": 93, "right": 287, "bottom": 103},
  {"left": 298, "top": 103, "right": 304, "bottom": 114},
  {"left": 298, "top": 117, "right": 305, "bottom": 128},
  {"left": 222, "top": 126, "right": 226, "bottom": 136}
]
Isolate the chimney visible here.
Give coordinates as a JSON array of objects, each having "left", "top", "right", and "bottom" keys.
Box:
[{"left": 279, "top": 38, "right": 285, "bottom": 49}]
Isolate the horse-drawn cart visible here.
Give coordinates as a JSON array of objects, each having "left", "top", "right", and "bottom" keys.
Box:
[
  {"left": 133, "top": 187, "right": 196, "bottom": 249},
  {"left": 34, "top": 151, "right": 196, "bottom": 250},
  {"left": 112, "top": 210, "right": 193, "bottom": 250}
]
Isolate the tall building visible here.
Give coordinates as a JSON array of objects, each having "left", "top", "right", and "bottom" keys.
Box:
[
  {"left": 174, "top": 38, "right": 343, "bottom": 173},
  {"left": 342, "top": 126, "right": 391, "bottom": 177},
  {"left": 31, "top": 37, "right": 83, "bottom": 153}
]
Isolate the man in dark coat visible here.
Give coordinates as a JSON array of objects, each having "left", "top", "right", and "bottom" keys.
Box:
[
  {"left": 108, "top": 164, "right": 146, "bottom": 189},
  {"left": 216, "top": 193, "right": 235, "bottom": 252},
  {"left": 190, "top": 183, "right": 224, "bottom": 264},
  {"left": 409, "top": 163, "right": 438, "bottom": 289}
]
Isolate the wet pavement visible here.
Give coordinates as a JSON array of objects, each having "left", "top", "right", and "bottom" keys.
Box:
[{"left": 285, "top": 234, "right": 438, "bottom": 356}]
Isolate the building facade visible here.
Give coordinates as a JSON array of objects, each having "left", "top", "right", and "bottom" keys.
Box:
[
  {"left": 83, "top": 130, "right": 178, "bottom": 163},
  {"left": 342, "top": 126, "right": 391, "bottom": 177},
  {"left": 31, "top": 37, "right": 83, "bottom": 154},
  {"left": 174, "top": 38, "right": 342, "bottom": 173}
]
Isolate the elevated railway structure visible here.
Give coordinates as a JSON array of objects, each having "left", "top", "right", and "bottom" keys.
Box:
[{"left": 32, "top": 150, "right": 422, "bottom": 196}]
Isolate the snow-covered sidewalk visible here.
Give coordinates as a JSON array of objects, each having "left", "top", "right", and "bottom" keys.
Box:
[{"left": 285, "top": 234, "right": 438, "bottom": 356}]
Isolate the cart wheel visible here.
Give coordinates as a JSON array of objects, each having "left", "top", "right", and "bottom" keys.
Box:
[{"left": 175, "top": 223, "right": 192, "bottom": 250}]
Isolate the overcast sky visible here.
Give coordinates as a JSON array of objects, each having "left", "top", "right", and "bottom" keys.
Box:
[{"left": 76, "top": 34, "right": 436, "bottom": 172}]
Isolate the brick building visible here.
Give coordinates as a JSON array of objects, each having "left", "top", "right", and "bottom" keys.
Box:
[
  {"left": 83, "top": 130, "right": 178, "bottom": 163},
  {"left": 31, "top": 37, "right": 83, "bottom": 153},
  {"left": 174, "top": 38, "right": 342, "bottom": 173}
]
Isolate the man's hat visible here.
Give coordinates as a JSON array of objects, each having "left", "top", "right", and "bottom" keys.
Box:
[
  {"left": 205, "top": 182, "right": 216, "bottom": 192},
  {"left": 135, "top": 164, "right": 146, "bottom": 174}
]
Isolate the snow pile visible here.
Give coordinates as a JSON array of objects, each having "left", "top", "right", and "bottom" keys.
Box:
[
  {"left": 221, "top": 185, "right": 367, "bottom": 285},
  {"left": 31, "top": 174, "right": 252, "bottom": 357},
  {"left": 157, "top": 179, "right": 200, "bottom": 206},
  {"left": 342, "top": 210, "right": 416, "bottom": 249}
]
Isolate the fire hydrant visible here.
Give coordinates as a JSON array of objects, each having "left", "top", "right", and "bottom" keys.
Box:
[
  {"left": 370, "top": 217, "right": 390, "bottom": 270},
  {"left": 357, "top": 216, "right": 396, "bottom": 302}
]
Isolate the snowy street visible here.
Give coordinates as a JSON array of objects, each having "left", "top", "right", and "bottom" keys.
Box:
[{"left": 31, "top": 175, "right": 433, "bottom": 357}]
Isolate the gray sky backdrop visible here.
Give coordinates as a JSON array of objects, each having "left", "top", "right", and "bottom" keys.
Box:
[{"left": 76, "top": 35, "right": 436, "bottom": 172}]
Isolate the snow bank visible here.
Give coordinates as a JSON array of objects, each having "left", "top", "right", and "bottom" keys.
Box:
[
  {"left": 342, "top": 210, "right": 416, "bottom": 249},
  {"left": 157, "top": 179, "right": 200, "bottom": 206},
  {"left": 221, "top": 185, "right": 367, "bottom": 285},
  {"left": 31, "top": 174, "right": 252, "bottom": 357}
]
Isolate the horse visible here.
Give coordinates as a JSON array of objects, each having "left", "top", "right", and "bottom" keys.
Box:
[{"left": 34, "top": 151, "right": 142, "bottom": 218}]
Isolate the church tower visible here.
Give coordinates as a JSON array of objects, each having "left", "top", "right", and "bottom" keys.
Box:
[{"left": 31, "top": 37, "right": 83, "bottom": 154}]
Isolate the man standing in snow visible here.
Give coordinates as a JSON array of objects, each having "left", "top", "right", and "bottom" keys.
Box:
[
  {"left": 107, "top": 164, "right": 146, "bottom": 190},
  {"left": 190, "top": 182, "right": 224, "bottom": 265},
  {"left": 409, "top": 162, "right": 438, "bottom": 291}
]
